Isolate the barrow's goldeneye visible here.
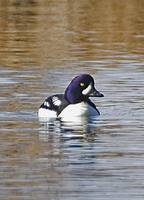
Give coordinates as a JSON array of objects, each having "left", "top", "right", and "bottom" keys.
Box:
[{"left": 38, "top": 74, "right": 104, "bottom": 120}]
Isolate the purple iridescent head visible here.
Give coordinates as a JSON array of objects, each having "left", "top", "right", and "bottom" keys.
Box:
[{"left": 64, "top": 74, "right": 104, "bottom": 104}]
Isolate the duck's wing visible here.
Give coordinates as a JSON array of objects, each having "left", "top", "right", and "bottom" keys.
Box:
[{"left": 40, "top": 94, "right": 69, "bottom": 116}]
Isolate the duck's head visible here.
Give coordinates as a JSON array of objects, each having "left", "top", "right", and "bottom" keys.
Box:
[{"left": 64, "top": 74, "right": 104, "bottom": 104}]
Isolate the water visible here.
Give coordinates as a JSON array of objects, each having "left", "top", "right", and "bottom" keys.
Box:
[{"left": 0, "top": 1, "right": 144, "bottom": 199}]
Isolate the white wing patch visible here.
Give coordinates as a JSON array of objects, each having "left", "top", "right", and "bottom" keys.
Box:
[
  {"left": 52, "top": 96, "right": 62, "bottom": 106},
  {"left": 44, "top": 101, "right": 50, "bottom": 107},
  {"left": 82, "top": 84, "right": 92, "bottom": 95}
]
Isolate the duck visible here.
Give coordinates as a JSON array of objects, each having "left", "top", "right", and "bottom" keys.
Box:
[{"left": 38, "top": 74, "right": 104, "bottom": 120}]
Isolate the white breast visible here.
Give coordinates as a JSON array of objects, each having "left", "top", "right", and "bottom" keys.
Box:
[{"left": 58, "top": 102, "right": 98, "bottom": 120}]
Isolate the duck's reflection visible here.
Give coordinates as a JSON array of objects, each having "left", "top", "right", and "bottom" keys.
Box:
[{"left": 38, "top": 115, "right": 102, "bottom": 142}]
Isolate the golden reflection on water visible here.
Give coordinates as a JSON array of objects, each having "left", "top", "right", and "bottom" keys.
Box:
[
  {"left": 0, "top": 0, "right": 143, "bottom": 68},
  {"left": 0, "top": 2, "right": 144, "bottom": 198}
]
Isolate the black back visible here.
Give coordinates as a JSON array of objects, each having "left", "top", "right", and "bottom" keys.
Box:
[{"left": 40, "top": 94, "right": 69, "bottom": 116}]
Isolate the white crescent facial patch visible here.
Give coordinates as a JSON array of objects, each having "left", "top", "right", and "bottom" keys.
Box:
[{"left": 82, "top": 84, "right": 92, "bottom": 95}]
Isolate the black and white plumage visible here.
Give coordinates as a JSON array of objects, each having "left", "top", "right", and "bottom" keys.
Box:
[
  {"left": 38, "top": 74, "right": 104, "bottom": 120},
  {"left": 40, "top": 94, "right": 69, "bottom": 116}
]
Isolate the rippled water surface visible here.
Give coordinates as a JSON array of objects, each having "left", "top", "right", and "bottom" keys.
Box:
[{"left": 0, "top": 1, "right": 144, "bottom": 200}]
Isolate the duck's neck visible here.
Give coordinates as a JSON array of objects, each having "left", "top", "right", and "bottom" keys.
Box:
[{"left": 64, "top": 89, "right": 85, "bottom": 104}]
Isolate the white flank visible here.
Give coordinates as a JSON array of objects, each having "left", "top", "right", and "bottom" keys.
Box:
[
  {"left": 38, "top": 102, "right": 99, "bottom": 122},
  {"left": 38, "top": 107, "right": 57, "bottom": 119},
  {"left": 82, "top": 84, "right": 92, "bottom": 95}
]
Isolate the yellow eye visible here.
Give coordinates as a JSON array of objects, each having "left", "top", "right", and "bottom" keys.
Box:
[{"left": 80, "top": 82, "right": 85, "bottom": 87}]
